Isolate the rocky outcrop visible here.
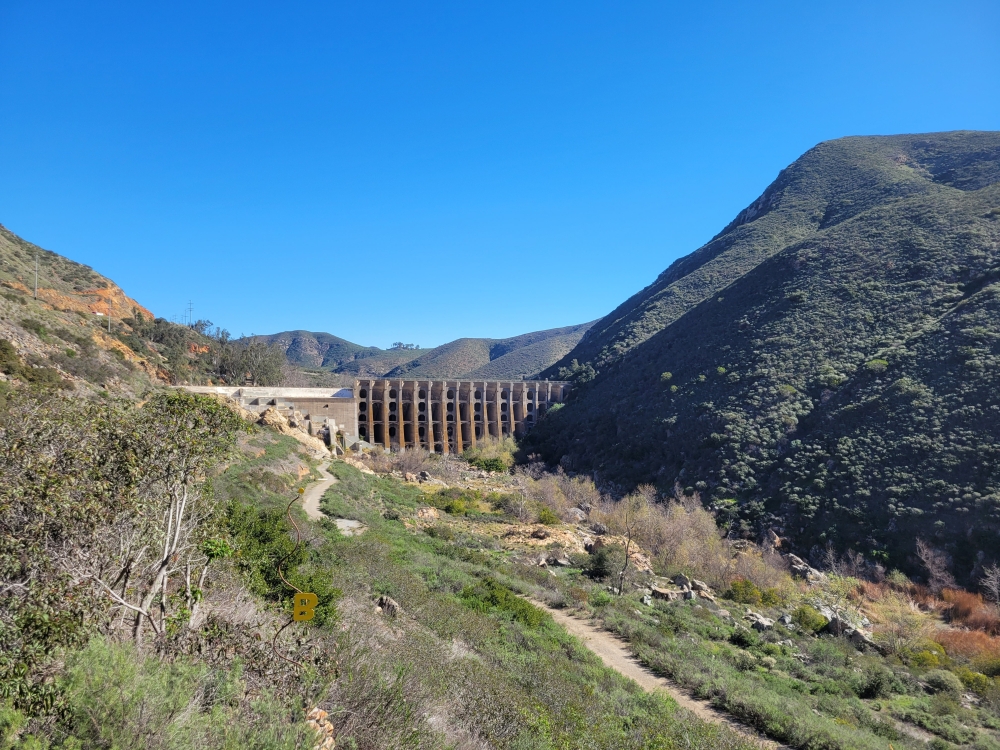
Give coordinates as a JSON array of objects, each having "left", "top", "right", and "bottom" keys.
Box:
[
  {"left": 258, "top": 407, "right": 329, "bottom": 454},
  {"left": 785, "top": 554, "right": 826, "bottom": 584},
  {"left": 306, "top": 707, "right": 336, "bottom": 750}
]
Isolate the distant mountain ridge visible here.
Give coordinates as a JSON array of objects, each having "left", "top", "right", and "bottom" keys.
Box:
[
  {"left": 258, "top": 321, "right": 594, "bottom": 381},
  {"left": 527, "top": 130, "right": 1000, "bottom": 582}
]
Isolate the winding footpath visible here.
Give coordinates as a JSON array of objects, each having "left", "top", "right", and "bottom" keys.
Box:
[
  {"left": 301, "top": 463, "right": 334, "bottom": 520},
  {"left": 298, "top": 463, "right": 778, "bottom": 747},
  {"left": 536, "top": 604, "right": 786, "bottom": 748}
]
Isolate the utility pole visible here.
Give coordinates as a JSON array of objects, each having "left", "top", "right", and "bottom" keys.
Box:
[
  {"left": 187, "top": 300, "right": 193, "bottom": 326},
  {"left": 34, "top": 253, "right": 38, "bottom": 299}
]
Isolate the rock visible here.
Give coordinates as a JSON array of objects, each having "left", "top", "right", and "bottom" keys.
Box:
[
  {"left": 847, "top": 627, "right": 881, "bottom": 652},
  {"left": 582, "top": 536, "right": 595, "bottom": 552},
  {"left": 690, "top": 579, "right": 710, "bottom": 593},
  {"left": 716, "top": 609, "right": 731, "bottom": 619},
  {"left": 673, "top": 573, "right": 691, "bottom": 588},
  {"left": 651, "top": 585, "right": 679, "bottom": 601},
  {"left": 376, "top": 595, "right": 401, "bottom": 617},
  {"left": 404, "top": 472, "right": 418, "bottom": 483},
  {"left": 553, "top": 557, "right": 572, "bottom": 567},
  {"left": 579, "top": 502, "right": 593, "bottom": 514},
  {"left": 763, "top": 528, "right": 783, "bottom": 550},
  {"left": 745, "top": 610, "right": 775, "bottom": 631},
  {"left": 696, "top": 590, "right": 716, "bottom": 602},
  {"left": 642, "top": 595, "right": 653, "bottom": 607},
  {"left": 419, "top": 470, "right": 431, "bottom": 480},
  {"left": 591, "top": 522, "right": 608, "bottom": 535},
  {"left": 566, "top": 507, "right": 587, "bottom": 524},
  {"left": 416, "top": 506, "right": 440, "bottom": 520},
  {"left": 778, "top": 613, "right": 793, "bottom": 626},
  {"left": 682, "top": 589, "right": 696, "bottom": 600},
  {"left": 531, "top": 527, "right": 550, "bottom": 539}
]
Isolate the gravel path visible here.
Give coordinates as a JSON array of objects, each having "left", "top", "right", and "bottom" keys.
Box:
[{"left": 301, "top": 463, "right": 334, "bottom": 520}]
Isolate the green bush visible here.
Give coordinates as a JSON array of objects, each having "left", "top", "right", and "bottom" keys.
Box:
[
  {"left": 589, "top": 589, "right": 613, "bottom": 607},
  {"left": 468, "top": 456, "right": 509, "bottom": 473},
  {"left": 725, "top": 578, "right": 762, "bottom": 605},
  {"left": 537, "top": 506, "right": 560, "bottom": 525},
  {"left": 924, "top": 669, "right": 964, "bottom": 696},
  {"left": 760, "top": 587, "right": 786, "bottom": 606},
  {"left": 792, "top": 604, "right": 829, "bottom": 633},
  {"left": 460, "top": 578, "right": 547, "bottom": 627}
]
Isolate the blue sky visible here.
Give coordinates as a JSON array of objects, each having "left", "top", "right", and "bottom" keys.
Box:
[{"left": 1, "top": 1, "right": 998, "bottom": 348}]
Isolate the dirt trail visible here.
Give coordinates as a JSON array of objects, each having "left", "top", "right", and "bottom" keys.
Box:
[
  {"left": 301, "top": 463, "right": 334, "bottom": 520},
  {"left": 537, "top": 603, "right": 787, "bottom": 749}
]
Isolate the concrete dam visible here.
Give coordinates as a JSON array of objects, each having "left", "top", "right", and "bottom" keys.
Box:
[{"left": 182, "top": 378, "right": 570, "bottom": 454}]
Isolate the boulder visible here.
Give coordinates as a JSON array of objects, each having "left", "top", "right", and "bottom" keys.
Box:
[
  {"left": 651, "top": 585, "right": 679, "bottom": 601},
  {"left": 404, "top": 472, "right": 418, "bottom": 483},
  {"left": 531, "top": 527, "right": 550, "bottom": 540},
  {"left": 673, "top": 573, "right": 692, "bottom": 588},
  {"left": 778, "top": 613, "right": 793, "bottom": 626},
  {"left": 566, "top": 508, "right": 587, "bottom": 524},
  {"left": 846, "top": 627, "right": 881, "bottom": 652},
  {"left": 376, "top": 595, "right": 401, "bottom": 617},
  {"left": 785, "top": 553, "right": 827, "bottom": 584},
  {"left": 690, "top": 579, "right": 710, "bottom": 593},
  {"left": 641, "top": 595, "right": 653, "bottom": 607},
  {"left": 682, "top": 589, "right": 696, "bottom": 600},
  {"left": 745, "top": 611, "right": 775, "bottom": 631},
  {"left": 591, "top": 522, "right": 609, "bottom": 535}
]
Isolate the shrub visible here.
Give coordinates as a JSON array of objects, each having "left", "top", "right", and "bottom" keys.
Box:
[
  {"left": 589, "top": 589, "right": 613, "bottom": 607},
  {"left": 469, "top": 456, "right": 509, "bottom": 473},
  {"left": 792, "top": 605, "right": 829, "bottom": 633},
  {"left": 855, "top": 665, "right": 897, "bottom": 699},
  {"left": 460, "top": 578, "right": 547, "bottom": 627},
  {"left": 537, "top": 506, "right": 560, "bottom": 525},
  {"left": 865, "top": 358, "right": 889, "bottom": 373},
  {"left": 761, "top": 587, "right": 786, "bottom": 606},
  {"left": 729, "top": 628, "right": 762, "bottom": 649},
  {"left": 924, "top": 669, "right": 964, "bottom": 696},
  {"left": 584, "top": 545, "right": 623, "bottom": 580},
  {"left": 954, "top": 667, "right": 993, "bottom": 695},
  {"left": 725, "top": 579, "right": 762, "bottom": 605},
  {"left": 729, "top": 649, "right": 757, "bottom": 671}
]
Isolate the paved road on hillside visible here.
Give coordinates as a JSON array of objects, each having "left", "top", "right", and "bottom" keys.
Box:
[{"left": 536, "top": 602, "right": 785, "bottom": 749}]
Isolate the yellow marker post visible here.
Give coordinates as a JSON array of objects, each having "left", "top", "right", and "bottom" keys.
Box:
[{"left": 293, "top": 592, "right": 318, "bottom": 621}]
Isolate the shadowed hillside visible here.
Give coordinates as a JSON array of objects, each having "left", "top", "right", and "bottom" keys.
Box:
[{"left": 526, "top": 131, "right": 1000, "bottom": 582}]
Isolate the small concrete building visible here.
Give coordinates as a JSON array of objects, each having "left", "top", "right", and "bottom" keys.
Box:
[{"left": 180, "top": 379, "right": 569, "bottom": 454}]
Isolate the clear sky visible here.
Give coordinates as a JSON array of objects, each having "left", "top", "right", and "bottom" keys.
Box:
[{"left": 1, "top": 1, "right": 998, "bottom": 347}]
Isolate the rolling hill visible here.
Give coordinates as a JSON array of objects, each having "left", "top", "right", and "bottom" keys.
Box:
[
  {"left": 261, "top": 322, "right": 593, "bottom": 381},
  {"left": 526, "top": 130, "right": 1000, "bottom": 582}
]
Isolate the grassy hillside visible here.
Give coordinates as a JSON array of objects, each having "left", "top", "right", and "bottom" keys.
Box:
[
  {"left": 386, "top": 322, "right": 594, "bottom": 379},
  {"left": 526, "top": 131, "right": 1000, "bottom": 583},
  {"left": 262, "top": 322, "right": 593, "bottom": 381}
]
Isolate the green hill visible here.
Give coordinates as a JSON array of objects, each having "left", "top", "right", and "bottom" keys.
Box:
[
  {"left": 386, "top": 323, "right": 594, "bottom": 380},
  {"left": 526, "top": 130, "right": 1000, "bottom": 582},
  {"left": 261, "top": 322, "right": 593, "bottom": 381}
]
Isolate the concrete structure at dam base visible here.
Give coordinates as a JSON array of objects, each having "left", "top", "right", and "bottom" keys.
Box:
[{"left": 180, "top": 379, "right": 569, "bottom": 455}]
